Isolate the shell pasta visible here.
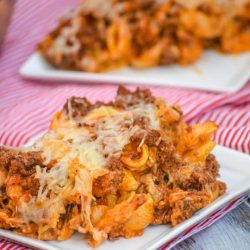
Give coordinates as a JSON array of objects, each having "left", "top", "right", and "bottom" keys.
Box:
[
  {"left": 38, "top": 0, "right": 250, "bottom": 72},
  {"left": 0, "top": 87, "right": 226, "bottom": 246}
]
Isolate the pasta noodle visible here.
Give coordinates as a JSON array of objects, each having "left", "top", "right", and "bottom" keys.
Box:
[
  {"left": 121, "top": 144, "right": 149, "bottom": 171},
  {"left": 38, "top": 0, "right": 250, "bottom": 72},
  {"left": 0, "top": 86, "right": 226, "bottom": 246}
]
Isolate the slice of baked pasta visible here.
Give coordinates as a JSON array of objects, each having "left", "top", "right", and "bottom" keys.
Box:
[{"left": 0, "top": 87, "right": 226, "bottom": 246}]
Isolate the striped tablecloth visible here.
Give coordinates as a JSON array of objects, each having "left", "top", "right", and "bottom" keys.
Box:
[{"left": 0, "top": 1, "right": 249, "bottom": 249}]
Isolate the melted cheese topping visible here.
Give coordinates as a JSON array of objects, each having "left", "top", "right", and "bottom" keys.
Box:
[
  {"left": 39, "top": 103, "right": 159, "bottom": 165},
  {"left": 18, "top": 103, "right": 160, "bottom": 227}
]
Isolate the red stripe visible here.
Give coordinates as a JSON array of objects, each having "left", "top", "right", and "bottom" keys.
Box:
[
  {"left": 238, "top": 128, "right": 249, "bottom": 153},
  {"left": 242, "top": 130, "right": 250, "bottom": 153},
  {"left": 226, "top": 128, "right": 239, "bottom": 149},
  {"left": 232, "top": 111, "right": 248, "bottom": 127},
  {"left": 217, "top": 127, "right": 227, "bottom": 147},
  {"left": 235, "top": 127, "right": 248, "bottom": 151},
  {"left": 230, "top": 127, "right": 245, "bottom": 150}
]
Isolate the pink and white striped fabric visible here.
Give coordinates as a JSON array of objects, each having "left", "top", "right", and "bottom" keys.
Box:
[{"left": 0, "top": 0, "right": 249, "bottom": 249}]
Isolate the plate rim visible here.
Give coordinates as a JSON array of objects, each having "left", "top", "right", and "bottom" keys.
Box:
[{"left": 19, "top": 52, "right": 250, "bottom": 93}]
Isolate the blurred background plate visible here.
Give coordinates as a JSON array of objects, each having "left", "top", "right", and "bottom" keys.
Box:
[{"left": 20, "top": 51, "right": 250, "bottom": 93}]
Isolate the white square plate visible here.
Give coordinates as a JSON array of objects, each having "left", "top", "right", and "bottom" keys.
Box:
[
  {"left": 20, "top": 51, "right": 250, "bottom": 92},
  {"left": 0, "top": 144, "right": 250, "bottom": 250}
]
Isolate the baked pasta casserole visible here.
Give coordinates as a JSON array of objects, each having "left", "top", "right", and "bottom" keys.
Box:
[
  {"left": 38, "top": 0, "right": 250, "bottom": 72},
  {"left": 0, "top": 87, "right": 226, "bottom": 246}
]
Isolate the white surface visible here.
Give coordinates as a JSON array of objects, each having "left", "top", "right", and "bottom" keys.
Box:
[
  {"left": 20, "top": 51, "right": 250, "bottom": 92},
  {"left": 0, "top": 145, "right": 250, "bottom": 250}
]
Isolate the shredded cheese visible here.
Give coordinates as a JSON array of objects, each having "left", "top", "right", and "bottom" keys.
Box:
[{"left": 19, "top": 102, "right": 160, "bottom": 228}]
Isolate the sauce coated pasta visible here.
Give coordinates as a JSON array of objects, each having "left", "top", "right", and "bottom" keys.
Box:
[
  {"left": 38, "top": 0, "right": 250, "bottom": 72},
  {"left": 0, "top": 87, "right": 226, "bottom": 246}
]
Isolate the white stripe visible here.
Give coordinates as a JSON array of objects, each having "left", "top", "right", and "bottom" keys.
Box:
[
  {"left": 235, "top": 111, "right": 250, "bottom": 127},
  {"left": 224, "top": 127, "right": 237, "bottom": 147},
  {"left": 230, "top": 127, "right": 245, "bottom": 150},
  {"left": 3, "top": 102, "right": 58, "bottom": 143},
  {"left": 230, "top": 110, "right": 248, "bottom": 127},
  {"left": 236, "top": 128, "right": 249, "bottom": 152},
  {"left": 1, "top": 97, "right": 53, "bottom": 131},
  {"left": 0, "top": 87, "right": 69, "bottom": 128},
  {"left": 242, "top": 131, "right": 250, "bottom": 154},
  {"left": 3, "top": 103, "right": 57, "bottom": 141},
  {"left": 1, "top": 85, "right": 81, "bottom": 134},
  {"left": 218, "top": 127, "right": 229, "bottom": 146},
  {"left": 10, "top": 113, "right": 54, "bottom": 146},
  {"left": 219, "top": 110, "right": 235, "bottom": 127}
]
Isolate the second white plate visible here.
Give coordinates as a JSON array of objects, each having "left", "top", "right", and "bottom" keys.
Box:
[
  {"left": 20, "top": 51, "right": 250, "bottom": 92},
  {"left": 0, "top": 144, "right": 250, "bottom": 250}
]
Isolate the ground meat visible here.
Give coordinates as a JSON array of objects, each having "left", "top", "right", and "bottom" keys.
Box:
[
  {"left": 143, "top": 169, "right": 173, "bottom": 225},
  {"left": 187, "top": 167, "right": 215, "bottom": 190},
  {"left": 0, "top": 147, "right": 44, "bottom": 196},
  {"left": 209, "top": 180, "right": 227, "bottom": 197},
  {"left": 169, "top": 190, "right": 212, "bottom": 226},
  {"left": 146, "top": 168, "right": 172, "bottom": 225},
  {"left": 21, "top": 173, "right": 40, "bottom": 196},
  {"left": 108, "top": 224, "right": 144, "bottom": 240},
  {"left": 152, "top": 165, "right": 170, "bottom": 188},
  {"left": 63, "top": 97, "right": 93, "bottom": 119},
  {"left": 148, "top": 141, "right": 224, "bottom": 225},
  {"left": 0, "top": 148, "right": 12, "bottom": 170},
  {"left": 63, "top": 96, "right": 112, "bottom": 121},
  {"left": 114, "top": 86, "right": 155, "bottom": 109},
  {"left": 93, "top": 158, "right": 124, "bottom": 197},
  {"left": 167, "top": 154, "right": 221, "bottom": 191},
  {"left": 168, "top": 165, "right": 210, "bottom": 190},
  {"left": 160, "top": 42, "right": 180, "bottom": 65},
  {"left": 153, "top": 207, "right": 171, "bottom": 225},
  {"left": 145, "top": 130, "right": 161, "bottom": 146},
  {"left": 0, "top": 186, "right": 6, "bottom": 196},
  {"left": 133, "top": 116, "right": 150, "bottom": 129},
  {"left": 106, "top": 157, "right": 123, "bottom": 171},
  {"left": 205, "top": 154, "right": 220, "bottom": 178},
  {"left": 156, "top": 140, "right": 180, "bottom": 171},
  {"left": 130, "top": 130, "right": 161, "bottom": 146},
  {"left": 0, "top": 147, "right": 44, "bottom": 177},
  {"left": 63, "top": 86, "right": 156, "bottom": 121},
  {"left": 93, "top": 169, "right": 124, "bottom": 197}
]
